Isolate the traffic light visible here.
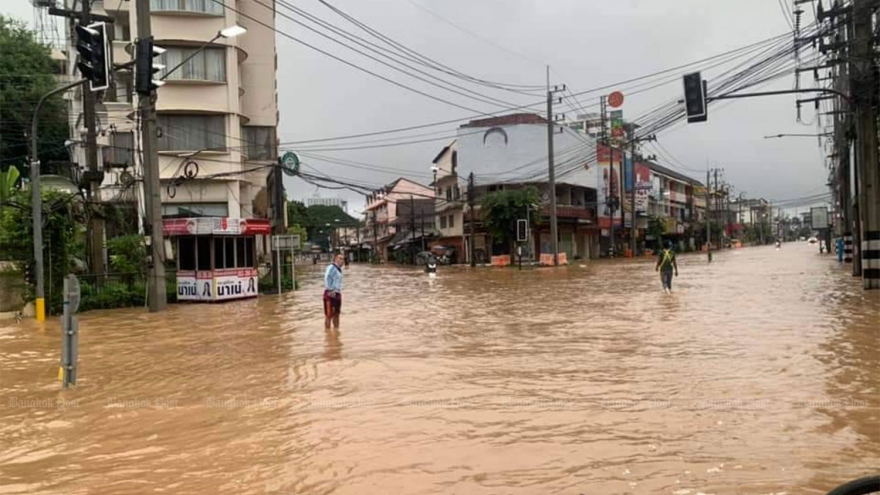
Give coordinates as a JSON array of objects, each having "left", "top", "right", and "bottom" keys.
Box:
[
  {"left": 683, "top": 71, "right": 707, "bottom": 123},
  {"left": 516, "top": 219, "right": 529, "bottom": 242},
  {"left": 75, "top": 22, "right": 111, "bottom": 91},
  {"left": 135, "top": 36, "right": 166, "bottom": 96}
]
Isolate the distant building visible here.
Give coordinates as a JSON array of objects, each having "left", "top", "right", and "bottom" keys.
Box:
[{"left": 306, "top": 196, "right": 348, "bottom": 212}]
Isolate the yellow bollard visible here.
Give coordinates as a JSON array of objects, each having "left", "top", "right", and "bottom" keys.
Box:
[{"left": 35, "top": 298, "right": 45, "bottom": 322}]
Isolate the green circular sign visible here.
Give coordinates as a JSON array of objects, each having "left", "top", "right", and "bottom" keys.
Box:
[{"left": 280, "top": 152, "right": 300, "bottom": 176}]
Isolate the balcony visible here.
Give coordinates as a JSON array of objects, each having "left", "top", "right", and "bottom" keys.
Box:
[
  {"left": 542, "top": 205, "right": 596, "bottom": 222},
  {"left": 112, "top": 41, "right": 131, "bottom": 65}
]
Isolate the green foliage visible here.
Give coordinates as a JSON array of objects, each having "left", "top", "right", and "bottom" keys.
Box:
[
  {"left": 647, "top": 216, "right": 666, "bottom": 250},
  {"left": 287, "top": 224, "right": 308, "bottom": 246},
  {"left": 480, "top": 187, "right": 540, "bottom": 251},
  {"left": 106, "top": 235, "right": 147, "bottom": 280},
  {"left": 0, "top": 189, "right": 77, "bottom": 310},
  {"left": 0, "top": 165, "right": 21, "bottom": 208},
  {"left": 79, "top": 280, "right": 147, "bottom": 312},
  {"left": 285, "top": 201, "right": 358, "bottom": 243},
  {"left": 0, "top": 16, "right": 69, "bottom": 172},
  {"left": 258, "top": 272, "right": 300, "bottom": 293}
]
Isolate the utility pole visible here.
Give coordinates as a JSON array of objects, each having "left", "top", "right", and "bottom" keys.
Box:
[
  {"left": 627, "top": 132, "right": 656, "bottom": 256},
  {"left": 410, "top": 195, "right": 416, "bottom": 264},
  {"left": 75, "top": 0, "right": 106, "bottom": 281},
  {"left": 372, "top": 208, "right": 378, "bottom": 264},
  {"left": 468, "top": 172, "right": 475, "bottom": 267},
  {"left": 546, "top": 66, "right": 563, "bottom": 266},
  {"left": 705, "top": 169, "right": 711, "bottom": 261},
  {"left": 852, "top": 0, "right": 879, "bottom": 288},
  {"left": 136, "top": 0, "right": 167, "bottom": 310},
  {"left": 713, "top": 169, "right": 719, "bottom": 247}
]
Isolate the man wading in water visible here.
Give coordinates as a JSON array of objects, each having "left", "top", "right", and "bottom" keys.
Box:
[
  {"left": 324, "top": 253, "right": 344, "bottom": 329},
  {"left": 655, "top": 240, "right": 679, "bottom": 294}
]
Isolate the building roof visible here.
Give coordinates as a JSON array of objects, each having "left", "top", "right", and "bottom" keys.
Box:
[
  {"left": 460, "top": 113, "right": 548, "bottom": 128},
  {"left": 645, "top": 161, "right": 704, "bottom": 187},
  {"left": 432, "top": 140, "right": 457, "bottom": 164}
]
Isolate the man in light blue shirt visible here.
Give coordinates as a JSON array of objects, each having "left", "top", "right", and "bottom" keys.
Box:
[{"left": 323, "top": 253, "right": 344, "bottom": 328}]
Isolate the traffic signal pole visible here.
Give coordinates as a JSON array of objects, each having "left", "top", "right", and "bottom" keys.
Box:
[
  {"left": 136, "top": 0, "right": 168, "bottom": 311},
  {"left": 29, "top": 79, "right": 87, "bottom": 321},
  {"left": 79, "top": 0, "right": 107, "bottom": 284}
]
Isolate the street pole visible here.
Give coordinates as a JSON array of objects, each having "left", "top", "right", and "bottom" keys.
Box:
[
  {"left": 79, "top": 0, "right": 106, "bottom": 283},
  {"left": 705, "top": 168, "right": 711, "bottom": 261},
  {"left": 852, "top": 0, "right": 879, "bottom": 288},
  {"left": 546, "top": 66, "right": 559, "bottom": 266},
  {"left": 713, "top": 169, "right": 718, "bottom": 248},
  {"left": 468, "top": 172, "right": 475, "bottom": 267},
  {"left": 630, "top": 138, "right": 637, "bottom": 256},
  {"left": 410, "top": 195, "right": 416, "bottom": 264},
  {"left": 29, "top": 79, "right": 86, "bottom": 322},
  {"left": 136, "top": 0, "right": 167, "bottom": 311},
  {"left": 372, "top": 206, "right": 378, "bottom": 264}
]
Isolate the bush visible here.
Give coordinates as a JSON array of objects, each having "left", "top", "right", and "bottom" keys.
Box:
[{"left": 79, "top": 280, "right": 146, "bottom": 312}]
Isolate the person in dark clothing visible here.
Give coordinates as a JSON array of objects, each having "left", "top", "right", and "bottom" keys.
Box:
[{"left": 655, "top": 240, "right": 679, "bottom": 294}]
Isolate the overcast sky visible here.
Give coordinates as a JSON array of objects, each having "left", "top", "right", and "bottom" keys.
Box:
[{"left": 4, "top": 0, "right": 832, "bottom": 217}]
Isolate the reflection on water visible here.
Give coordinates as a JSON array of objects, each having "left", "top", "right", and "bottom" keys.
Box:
[{"left": 1, "top": 243, "right": 878, "bottom": 494}]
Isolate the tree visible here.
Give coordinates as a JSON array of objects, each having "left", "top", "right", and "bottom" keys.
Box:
[
  {"left": 286, "top": 202, "right": 358, "bottom": 242},
  {"left": 480, "top": 187, "right": 540, "bottom": 255},
  {"left": 0, "top": 189, "right": 78, "bottom": 312},
  {"left": 0, "top": 16, "right": 69, "bottom": 176},
  {"left": 647, "top": 215, "right": 666, "bottom": 250},
  {"left": 0, "top": 165, "right": 20, "bottom": 209},
  {"left": 287, "top": 224, "right": 308, "bottom": 247}
]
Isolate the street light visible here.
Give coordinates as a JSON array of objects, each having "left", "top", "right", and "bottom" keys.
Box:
[
  {"left": 430, "top": 165, "right": 439, "bottom": 195},
  {"left": 763, "top": 133, "right": 833, "bottom": 139},
  {"left": 160, "top": 24, "right": 247, "bottom": 81}
]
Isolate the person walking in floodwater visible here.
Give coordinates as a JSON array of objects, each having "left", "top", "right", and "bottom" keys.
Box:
[
  {"left": 323, "top": 253, "right": 344, "bottom": 329},
  {"left": 655, "top": 240, "right": 679, "bottom": 294}
]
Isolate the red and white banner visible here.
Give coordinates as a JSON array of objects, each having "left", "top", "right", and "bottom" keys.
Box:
[{"left": 163, "top": 218, "right": 272, "bottom": 236}]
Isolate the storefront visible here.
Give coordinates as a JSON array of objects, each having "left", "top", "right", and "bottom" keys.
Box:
[{"left": 163, "top": 217, "right": 272, "bottom": 302}]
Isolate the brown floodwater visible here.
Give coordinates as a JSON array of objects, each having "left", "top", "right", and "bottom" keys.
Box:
[{"left": 1, "top": 243, "right": 878, "bottom": 495}]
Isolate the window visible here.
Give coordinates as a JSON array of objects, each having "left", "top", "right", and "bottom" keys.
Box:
[
  {"left": 157, "top": 114, "right": 225, "bottom": 151},
  {"left": 178, "top": 237, "right": 196, "bottom": 270},
  {"left": 162, "top": 202, "right": 229, "bottom": 218},
  {"left": 446, "top": 187, "right": 452, "bottom": 201},
  {"left": 103, "top": 132, "right": 133, "bottom": 167},
  {"left": 151, "top": 0, "right": 224, "bottom": 15},
  {"left": 440, "top": 216, "right": 447, "bottom": 229},
  {"left": 454, "top": 185, "right": 460, "bottom": 200},
  {"left": 197, "top": 237, "right": 211, "bottom": 270},
  {"left": 451, "top": 150, "right": 458, "bottom": 173},
  {"left": 159, "top": 46, "right": 226, "bottom": 82},
  {"left": 236, "top": 237, "right": 246, "bottom": 267},
  {"left": 448, "top": 215, "right": 454, "bottom": 228},
  {"left": 243, "top": 126, "right": 277, "bottom": 160}
]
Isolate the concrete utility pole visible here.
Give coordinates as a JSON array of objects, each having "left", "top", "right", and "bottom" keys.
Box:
[
  {"left": 852, "top": 0, "right": 879, "bottom": 289},
  {"left": 705, "top": 168, "right": 711, "bottom": 261},
  {"left": 546, "top": 66, "right": 564, "bottom": 266},
  {"left": 468, "top": 172, "right": 475, "bottom": 267},
  {"left": 136, "top": 0, "right": 167, "bottom": 310}
]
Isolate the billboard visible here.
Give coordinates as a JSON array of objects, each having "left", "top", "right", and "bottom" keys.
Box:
[
  {"left": 811, "top": 206, "right": 829, "bottom": 230},
  {"left": 596, "top": 144, "right": 623, "bottom": 229},
  {"left": 456, "top": 122, "right": 597, "bottom": 189}
]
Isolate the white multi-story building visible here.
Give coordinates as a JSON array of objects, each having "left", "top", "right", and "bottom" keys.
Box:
[
  {"left": 305, "top": 196, "right": 348, "bottom": 212},
  {"left": 62, "top": 0, "right": 278, "bottom": 221}
]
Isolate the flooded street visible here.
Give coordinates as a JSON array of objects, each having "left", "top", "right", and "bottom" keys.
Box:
[{"left": 1, "top": 243, "right": 878, "bottom": 494}]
